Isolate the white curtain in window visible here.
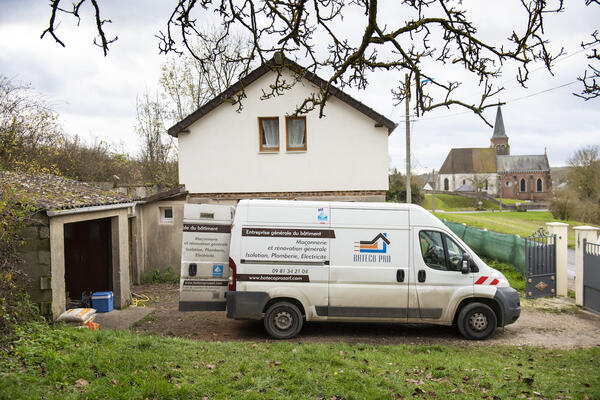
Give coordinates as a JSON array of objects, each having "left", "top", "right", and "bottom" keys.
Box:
[
  {"left": 288, "top": 118, "right": 305, "bottom": 148},
  {"left": 262, "top": 119, "right": 279, "bottom": 147}
]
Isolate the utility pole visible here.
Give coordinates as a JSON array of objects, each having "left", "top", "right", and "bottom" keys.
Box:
[
  {"left": 431, "top": 168, "right": 436, "bottom": 213},
  {"left": 405, "top": 74, "right": 412, "bottom": 204}
]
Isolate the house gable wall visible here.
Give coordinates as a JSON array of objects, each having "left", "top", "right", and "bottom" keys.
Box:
[{"left": 178, "top": 69, "right": 390, "bottom": 194}]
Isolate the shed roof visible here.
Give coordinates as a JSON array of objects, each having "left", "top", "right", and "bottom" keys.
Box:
[
  {"left": 0, "top": 170, "right": 137, "bottom": 211},
  {"left": 438, "top": 148, "right": 497, "bottom": 174},
  {"left": 167, "top": 55, "right": 397, "bottom": 137},
  {"left": 497, "top": 155, "right": 550, "bottom": 173}
]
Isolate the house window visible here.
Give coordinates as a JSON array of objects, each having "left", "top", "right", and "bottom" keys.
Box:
[
  {"left": 259, "top": 117, "right": 279, "bottom": 152},
  {"left": 463, "top": 179, "right": 466, "bottom": 185},
  {"left": 444, "top": 178, "right": 449, "bottom": 191},
  {"left": 485, "top": 179, "right": 488, "bottom": 190},
  {"left": 160, "top": 207, "right": 174, "bottom": 224},
  {"left": 286, "top": 116, "right": 307, "bottom": 151},
  {"left": 520, "top": 178, "right": 526, "bottom": 192},
  {"left": 537, "top": 178, "right": 543, "bottom": 192}
]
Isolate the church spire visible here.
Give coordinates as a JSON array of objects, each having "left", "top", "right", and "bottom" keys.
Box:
[
  {"left": 492, "top": 105, "right": 507, "bottom": 138},
  {"left": 490, "top": 105, "right": 509, "bottom": 155}
]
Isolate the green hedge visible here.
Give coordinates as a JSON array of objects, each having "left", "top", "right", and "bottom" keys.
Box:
[{"left": 441, "top": 219, "right": 525, "bottom": 273}]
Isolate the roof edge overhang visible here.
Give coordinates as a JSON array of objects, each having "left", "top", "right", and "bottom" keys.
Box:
[
  {"left": 46, "top": 202, "right": 136, "bottom": 217},
  {"left": 167, "top": 56, "right": 397, "bottom": 137}
]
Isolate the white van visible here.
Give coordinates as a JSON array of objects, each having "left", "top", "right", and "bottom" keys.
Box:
[{"left": 181, "top": 200, "right": 520, "bottom": 340}]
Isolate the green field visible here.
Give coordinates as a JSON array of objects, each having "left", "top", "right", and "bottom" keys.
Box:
[
  {"left": 1, "top": 323, "right": 598, "bottom": 399},
  {"left": 434, "top": 211, "right": 595, "bottom": 248},
  {"left": 423, "top": 194, "right": 498, "bottom": 211}
]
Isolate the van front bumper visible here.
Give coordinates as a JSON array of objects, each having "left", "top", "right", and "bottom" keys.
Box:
[
  {"left": 494, "top": 287, "right": 521, "bottom": 327},
  {"left": 226, "top": 291, "right": 270, "bottom": 320}
]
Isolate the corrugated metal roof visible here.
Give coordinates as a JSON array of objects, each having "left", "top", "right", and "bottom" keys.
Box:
[
  {"left": 497, "top": 155, "right": 550, "bottom": 173},
  {"left": 0, "top": 170, "right": 138, "bottom": 211},
  {"left": 439, "top": 148, "right": 497, "bottom": 174}
]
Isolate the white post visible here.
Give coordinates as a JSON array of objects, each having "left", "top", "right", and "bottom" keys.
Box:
[
  {"left": 546, "top": 222, "right": 569, "bottom": 297},
  {"left": 573, "top": 226, "right": 600, "bottom": 306}
]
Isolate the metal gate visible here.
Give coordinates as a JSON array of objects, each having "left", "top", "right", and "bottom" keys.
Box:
[
  {"left": 525, "top": 229, "right": 556, "bottom": 299},
  {"left": 583, "top": 239, "right": 600, "bottom": 314}
]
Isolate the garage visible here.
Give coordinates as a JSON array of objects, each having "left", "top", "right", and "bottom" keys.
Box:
[{"left": 64, "top": 217, "right": 113, "bottom": 304}]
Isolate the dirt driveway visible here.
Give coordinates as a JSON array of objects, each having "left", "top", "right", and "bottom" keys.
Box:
[{"left": 130, "top": 283, "right": 600, "bottom": 349}]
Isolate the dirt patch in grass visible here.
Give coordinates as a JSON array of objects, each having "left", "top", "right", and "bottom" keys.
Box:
[{"left": 129, "top": 283, "right": 600, "bottom": 349}]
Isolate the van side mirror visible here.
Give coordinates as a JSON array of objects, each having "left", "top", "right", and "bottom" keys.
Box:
[{"left": 461, "top": 253, "right": 471, "bottom": 274}]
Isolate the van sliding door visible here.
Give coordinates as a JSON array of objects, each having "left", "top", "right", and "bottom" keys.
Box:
[{"left": 325, "top": 208, "right": 410, "bottom": 320}]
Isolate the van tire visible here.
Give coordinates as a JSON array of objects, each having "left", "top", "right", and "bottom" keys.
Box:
[
  {"left": 457, "top": 302, "right": 497, "bottom": 340},
  {"left": 264, "top": 301, "right": 303, "bottom": 339}
]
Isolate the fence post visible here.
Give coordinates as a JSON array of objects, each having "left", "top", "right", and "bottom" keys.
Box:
[
  {"left": 573, "top": 226, "right": 600, "bottom": 306},
  {"left": 546, "top": 222, "right": 569, "bottom": 297}
]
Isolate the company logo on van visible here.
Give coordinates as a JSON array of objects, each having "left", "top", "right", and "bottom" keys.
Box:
[
  {"left": 353, "top": 233, "right": 391, "bottom": 263},
  {"left": 317, "top": 208, "right": 328, "bottom": 223}
]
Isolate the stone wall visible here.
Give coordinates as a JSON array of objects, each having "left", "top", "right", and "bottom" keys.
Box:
[{"left": 17, "top": 212, "right": 52, "bottom": 315}]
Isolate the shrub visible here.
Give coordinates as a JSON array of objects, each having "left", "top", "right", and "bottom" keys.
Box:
[
  {"left": 0, "top": 186, "right": 40, "bottom": 347},
  {"left": 141, "top": 266, "right": 180, "bottom": 284}
]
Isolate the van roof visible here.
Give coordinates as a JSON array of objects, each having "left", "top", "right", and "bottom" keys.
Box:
[{"left": 238, "top": 199, "right": 423, "bottom": 211}]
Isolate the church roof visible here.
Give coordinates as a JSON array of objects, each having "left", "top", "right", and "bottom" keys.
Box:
[
  {"left": 439, "top": 148, "right": 497, "bottom": 174},
  {"left": 492, "top": 106, "right": 507, "bottom": 138},
  {"left": 497, "top": 155, "right": 550, "bottom": 173}
]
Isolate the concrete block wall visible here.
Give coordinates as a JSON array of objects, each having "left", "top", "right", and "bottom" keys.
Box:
[{"left": 16, "top": 212, "right": 52, "bottom": 315}]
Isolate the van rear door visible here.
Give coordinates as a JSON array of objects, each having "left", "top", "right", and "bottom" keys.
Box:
[{"left": 178, "top": 203, "right": 234, "bottom": 311}]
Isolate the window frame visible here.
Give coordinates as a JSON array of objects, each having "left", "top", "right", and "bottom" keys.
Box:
[
  {"left": 520, "top": 178, "right": 526, "bottom": 192},
  {"left": 285, "top": 115, "right": 307, "bottom": 151},
  {"left": 258, "top": 117, "right": 280, "bottom": 152},
  {"left": 536, "top": 178, "right": 543, "bottom": 192},
  {"left": 160, "top": 206, "right": 174, "bottom": 224}
]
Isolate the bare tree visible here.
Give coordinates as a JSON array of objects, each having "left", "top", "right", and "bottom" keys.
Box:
[
  {"left": 43, "top": 0, "right": 568, "bottom": 126},
  {"left": 135, "top": 91, "right": 177, "bottom": 187},
  {"left": 159, "top": 28, "right": 254, "bottom": 121},
  {"left": 575, "top": 0, "right": 600, "bottom": 99}
]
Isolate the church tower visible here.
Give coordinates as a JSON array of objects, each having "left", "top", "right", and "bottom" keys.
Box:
[{"left": 490, "top": 105, "right": 509, "bottom": 155}]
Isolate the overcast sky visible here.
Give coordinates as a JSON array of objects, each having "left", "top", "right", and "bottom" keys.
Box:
[{"left": 1, "top": 0, "right": 599, "bottom": 174}]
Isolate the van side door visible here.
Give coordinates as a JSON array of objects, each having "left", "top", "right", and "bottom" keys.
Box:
[
  {"left": 325, "top": 208, "right": 410, "bottom": 320},
  {"left": 412, "top": 228, "right": 474, "bottom": 323}
]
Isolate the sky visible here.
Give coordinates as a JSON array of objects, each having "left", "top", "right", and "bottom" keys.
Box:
[{"left": 1, "top": 0, "right": 599, "bottom": 174}]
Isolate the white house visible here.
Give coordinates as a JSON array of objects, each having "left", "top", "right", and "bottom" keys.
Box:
[{"left": 168, "top": 55, "right": 397, "bottom": 203}]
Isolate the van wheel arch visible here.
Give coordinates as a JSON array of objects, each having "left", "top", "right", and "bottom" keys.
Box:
[
  {"left": 453, "top": 297, "right": 503, "bottom": 327},
  {"left": 263, "top": 297, "right": 306, "bottom": 317}
]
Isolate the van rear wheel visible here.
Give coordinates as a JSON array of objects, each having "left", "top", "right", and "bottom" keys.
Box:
[
  {"left": 457, "top": 302, "right": 497, "bottom": 340},
  {"left": 264, "top": 301, "right": 303, "bottom": 339}
]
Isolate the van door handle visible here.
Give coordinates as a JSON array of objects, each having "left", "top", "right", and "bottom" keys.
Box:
[
  {"left": 418, "top": 270, "right": 426, "bottom": 283},
  {"left": 396, "top": 269, "right": 405, "bottom": 282}
]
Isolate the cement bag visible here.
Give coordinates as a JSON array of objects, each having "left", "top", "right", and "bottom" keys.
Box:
[{"left": 57, "top": 308, "right": 96, "bottom": 324}]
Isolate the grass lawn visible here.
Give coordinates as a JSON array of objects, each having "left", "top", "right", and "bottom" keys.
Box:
[
  {"left": 1, "top": 323, "right": 599, "bottom": 400},
  {"left": 434, "top": 211, "right": 596, "bottom": 248},
  {"left": 494, "top": 197, "right": 522, "bottom": 205},
  {"left": 423, "top": 194, "right": 497, "bottom": 211}
]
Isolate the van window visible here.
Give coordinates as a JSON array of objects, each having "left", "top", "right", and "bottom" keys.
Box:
[
  {"left": 445, "top": 237, "right": 464, "bottom": 271},
  {"left": 419, "top": 231, "right": 465, "bottom": 272},
  {"left": 419, "top": 231, "right": 446, "bottom": 270}
]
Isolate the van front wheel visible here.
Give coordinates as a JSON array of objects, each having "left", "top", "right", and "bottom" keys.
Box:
[
  {"left": 264, "top": 301, "right": 303, "bottom": 339},
  {"left": 457, "top": 302, "right": 497, "bottom": 340}
]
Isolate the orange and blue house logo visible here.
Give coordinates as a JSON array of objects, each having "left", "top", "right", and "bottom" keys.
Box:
[{"left": 353, "top": 233, "right": 391, "bottom": 263}]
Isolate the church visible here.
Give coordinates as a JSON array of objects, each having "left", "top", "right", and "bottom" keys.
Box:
[{"left": 436, "top": 106, "right": 551, "bottom": 201}]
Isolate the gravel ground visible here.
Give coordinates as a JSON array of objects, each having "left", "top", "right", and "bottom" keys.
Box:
[{"left": 130, "top": 283, "right": 600, "bottom": 349}]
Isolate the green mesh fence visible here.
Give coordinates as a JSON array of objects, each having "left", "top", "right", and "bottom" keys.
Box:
[{"left": 441, "top": 219, "right": 525, "bottom": 274}]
